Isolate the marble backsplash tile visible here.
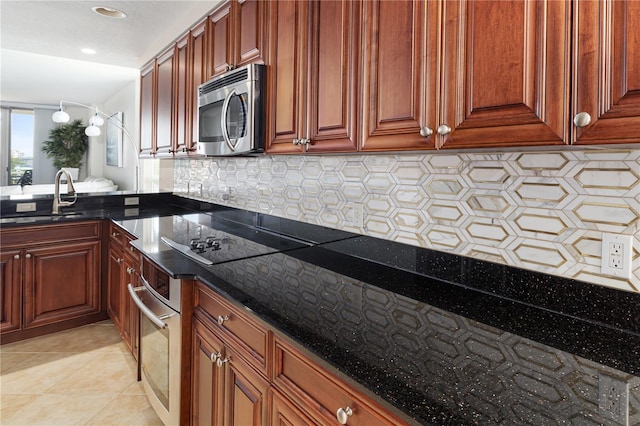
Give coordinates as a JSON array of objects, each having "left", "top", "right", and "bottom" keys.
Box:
[{"left": 173, "top": 148, "right": 639, "bottom": 293}]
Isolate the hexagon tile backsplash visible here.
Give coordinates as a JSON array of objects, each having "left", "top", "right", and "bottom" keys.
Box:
[{"left": 174, "top": 148, "right": 640, "bottom": 293}]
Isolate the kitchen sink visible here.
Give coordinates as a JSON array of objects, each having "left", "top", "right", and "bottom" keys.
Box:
[{"left": 0, "top": 211, "right": 85, "bottom": 224}]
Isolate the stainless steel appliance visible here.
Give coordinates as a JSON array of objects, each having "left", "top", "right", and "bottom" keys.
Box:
[
  {"left": 197, "top": 64, "right": 265, "bottom": 156},
  {"left": 128, "top": 257, "right": 181, "bottom": 426}
]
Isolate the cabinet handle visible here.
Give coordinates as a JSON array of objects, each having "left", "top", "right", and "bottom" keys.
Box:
[
  {"left": 225, "top": 64, "right": 235, "bottom": 72},
  {"left": 112, "top": 232, "right": 120, "bottom": 237},
  {"left": 217, "top": 315, "right": 230, "bottom": 325},
  {"left": 573, "top": 112, "right": 591, "bottom": 128},
  {"left": 126, "top": 267, "right": 136, "bottom": 274},
  {"left": 25, "top": 253, "right": 31, "bottom": 259},
  {"left": 420, "top": 127, "right": 433, "bottom": 137},
  {"left": 437, "top": 124, "right": 451, "bottom": 136},
  {"left": 216, "top": 356, "right": 230, "bottom": 368},
  {"left": 336, "top": 407, "right": 353, "bottom": 424},
  {"left": 292, "top": 138, "right": 300, "bottom": 145},
  {"left": 210, "top": 352, "right": 221, "bottom": 363},
  {"left": 14, "top": 254, "right": 19, "bottom": 259},
  {"left": 117, "top": 258, "right": 123, "bottom": 264}
]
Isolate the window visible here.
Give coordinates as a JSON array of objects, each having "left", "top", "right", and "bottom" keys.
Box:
[{"left": 8, "top": 109, "right": 35, "bottom": 185}]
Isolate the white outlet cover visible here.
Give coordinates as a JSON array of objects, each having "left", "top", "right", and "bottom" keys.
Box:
[{"left": 601, "top": 233, "right": 633, "bottom": 279}]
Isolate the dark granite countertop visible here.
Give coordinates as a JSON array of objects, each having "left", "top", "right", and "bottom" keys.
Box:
[
  {"left": 4, "top": 197, "right": 639, "bottom": 424},
  {"left": 115, "top": 208, "right": 640, "bottom": 425}
]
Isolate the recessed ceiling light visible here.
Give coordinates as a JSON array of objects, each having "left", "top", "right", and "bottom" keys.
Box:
[
  {"left": 81, "top": 48, "right": 97, "bottom": 55},
  {"left": 91, "top": 6, "right": 127, "bottom": 19}
]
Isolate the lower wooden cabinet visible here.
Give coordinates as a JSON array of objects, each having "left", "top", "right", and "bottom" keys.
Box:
[
  {"left": 106, "top": 222, "right": 140, "bottom": 358},
  {"left": 191, "top": 281, "right": 409, "bottom": 426},
  {"left": 0, "top": 221, "right": 104, "bottom": 344},
  {"left": 0, "top": 249, "right": 22, "bottom": 334},
  {"left": 192, "top": 318, "right": 269, "bottom": 426}
]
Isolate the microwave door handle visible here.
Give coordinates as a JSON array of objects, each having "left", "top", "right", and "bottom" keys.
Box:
[
  {"left": 220, "top": 89, "right": 237, "bottom": 152},
  {"left": 128, "top": 284, "right": 169, "bottom": 329}
]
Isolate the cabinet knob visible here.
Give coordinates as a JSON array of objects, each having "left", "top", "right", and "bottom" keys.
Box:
[
  {"left": 210, "top": 352, "right": 221, "bottom": 363},
  {"left": 336, "top": 407, "right": 353, "bottom": 424},
  {"left": 292, "top": 138, "right": 300, "bottom": 146},
  {"left": 14, "top": 254, "right": 19, "bottom": 259},
  {"left": 217, "top": 315, "right": 230, "bottom": 325},
  {"left": 225, "top": 64, "right": 235, "bottom": 72},
  {"left": 117, "top": 258, "right": 123, "bottom": 264},
  {"left": 420, "top": 127, "right": 433, "bottom": 137},
  {"left": 573, "top": 112, "right": 591, "bottom": 128},
  {"left": 25, "top": 253, "right": 31, "bottom": 259},
  {"left": 126, "top": 267, "right": 136, "bottom": 274},
  {"left": 112, "top": 232, "right": 120, "bottom": 237},
  {"left": 216, "top": 356, "right": 230, "bottom": 368},
  {"left": 437, "top": 124, "right": 452, "bottom": 136}
]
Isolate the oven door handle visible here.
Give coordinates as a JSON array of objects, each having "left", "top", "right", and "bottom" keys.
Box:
[{"left": 128, "top": 284, "right": 169, "bottom": 329}]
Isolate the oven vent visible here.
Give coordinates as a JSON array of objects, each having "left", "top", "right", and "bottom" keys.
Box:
[{"left": 200, "top": 68, "right": 249, "bottom": 95}]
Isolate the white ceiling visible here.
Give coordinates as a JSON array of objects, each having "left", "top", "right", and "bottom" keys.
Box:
[{"left": 0, "top": 0, "right": 220, "bottom": 106}]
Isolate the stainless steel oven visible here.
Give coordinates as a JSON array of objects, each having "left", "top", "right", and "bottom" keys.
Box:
[{"left": 128, "top": 256, "right": 181, "bottom": 426}]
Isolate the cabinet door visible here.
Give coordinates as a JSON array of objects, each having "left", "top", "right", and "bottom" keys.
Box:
[
  {"left": 210, "top": 1, "right": 233, "bottom": 78},
  {"left": 270, "top": 390, "right": 318, "bottom": 426},
  {"left": 156, "top": 47, "right": 176, "bottom": 156},
  {"left": 361, "top": 0, "right": 437, "bottom": 151},
  {"left": 234, "top": 0, "right": 266, "bottom": 68},
  {"left": 175, "top": 34, "right": 191, "bottom": 155},
  {"left": 266, "top": 0, "right": 310, "bottom": 153},
  {"left": 120, "top": 250, "right": 139, "bottom": 353},
  {"left": 572, "top": 0, "right": 640, "bottom": 144},
  {"left": 140, "top": 62, "right": 156, "bottom": 156},
  {"left": 305, "top": 0, "right": 359, "bottom": 153},
  {"left": 0, "top": 250, "right": 22, "bottom": 334},
  {"left": 23, "top": 241, "right": 101, "bottom": 329},
  {"left": 192, "top": 19, "right": 209, "bottom": 147},
  {"left": 192, "top": 320, "right": 225, "bottom": 426},
  {"left": 223, "top": 346, "right": 269, "bottom": 426},
  {"left": 107, "top": 244, "right": 123, "bottom": 331},
  {"left": 439, "top": 0, "right": 570, "bottom": 149}
]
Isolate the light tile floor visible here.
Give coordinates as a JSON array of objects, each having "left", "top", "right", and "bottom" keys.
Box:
[{"left": 0, "top": 321, "right": 162, "bottom": 425}]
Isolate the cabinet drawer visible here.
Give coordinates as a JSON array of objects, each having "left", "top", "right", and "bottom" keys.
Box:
[
  {"left": 194, "top": 282, "right": 269, "bottom": 375},
  {"left": 1, "top": 221, "right": 101, "bottom": 247},
  {"left": 274, "top": 337, "right": 408, "bottom": 426}
]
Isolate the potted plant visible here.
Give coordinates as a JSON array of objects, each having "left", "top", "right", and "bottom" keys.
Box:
[{"left": 41, "top": 119, "right": 89, "bottom": 179}]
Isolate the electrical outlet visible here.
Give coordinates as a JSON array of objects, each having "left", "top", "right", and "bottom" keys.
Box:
[
  {"left": 345, "top": 203, "right": 364, "bottom": 228},
  {"left": 599, "top": 374, "right": 629, "bottom": 425},
  {"left": 601, "top": 233, "right": 633, "bottom": 279}
]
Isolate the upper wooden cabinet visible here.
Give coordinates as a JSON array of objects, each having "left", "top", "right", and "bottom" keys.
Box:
[
  {"left": 437, "top": 0, "right": 570, "bottom": 149},
  {"left": 266, "top": 0, "right": 359, "bottom": 154},
  {"left": 139, "top": 62, "right": 155, "bottom": 157},
  {"left": 360, "top": 0, "right": 438, "bottom": 152},
  {"left": 572, "top": 0, "right": 640, "bottom": 145},
  {"left": 155, "top": 46, "right": 176, "bottom": 156},
  {"left": 209, "top": 0, "right": 267, "bottom": 79}
]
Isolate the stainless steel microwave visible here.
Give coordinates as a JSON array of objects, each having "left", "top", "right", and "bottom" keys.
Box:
[{"left": 196, "top": 64, "right": 265, "bottom": 156}]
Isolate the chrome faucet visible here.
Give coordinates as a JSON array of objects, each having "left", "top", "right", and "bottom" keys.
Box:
[{"left": 52, "top": 169, "right": 78, "bottom": 214}]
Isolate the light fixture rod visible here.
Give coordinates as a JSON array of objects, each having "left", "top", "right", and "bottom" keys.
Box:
[{"left": 57, "top": 100, "right": 140, "bottom": 192}]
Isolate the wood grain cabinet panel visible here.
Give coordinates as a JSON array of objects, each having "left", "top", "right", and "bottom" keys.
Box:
[
  {"left": 140, "top": 62, "right": 156, "bottom": 156},
  {"left": 106, "top": 222, "right": 139, "bottom": 358},
  {"left": 273, "top": 337, "right": 409, "bottom": 426},
  {"left": 1, "top": 221, "right": 104, "bottom": 344},
  {"left": 438, "top": 0, "right": 570, "bottom": 149},
  {"left": 194, "top": 283, "right": 269, "bottom": 376},
  {"left": 191, "top": 20, "right": 209, "bottom": 147},
  {"left": 360, "top": 0, "right": 438, "bottom": 152},
  {"left": 0, "top": 250, "right": 22, "bottom": 334},
  {"left": 192, "top": 319, "right": 225, "bottom": 426},
  {"left": 572, "top": 0, "right": 640, "bottom": 144},
  {"left": 155, "top": 47, "right": 176, "bottom": 156},
  {"left": 23, "top": 241, "right": 101, "bottom": 329},
  {"left": 175, "top": 35, "right": 191, "bottom": 154},
  {"left": 210, "top": 0, "right": 266, "bottom": 79},
  {"left": 267, "top": 0, "right": 358, "bottom": 154}
]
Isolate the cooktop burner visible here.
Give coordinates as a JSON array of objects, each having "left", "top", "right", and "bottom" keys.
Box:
[{"left": 120, "top": 213, "right": 308, "bottom": 267}]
